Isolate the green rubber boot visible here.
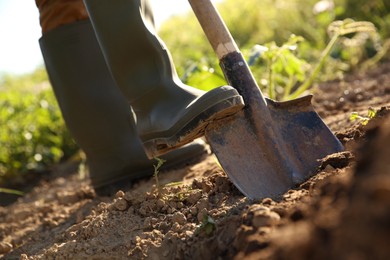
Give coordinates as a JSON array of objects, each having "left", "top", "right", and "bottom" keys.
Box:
[
  {"left": 39, "top": 20, "right": 207, "bottom": 191},
  {"left": 84, "top": 0, "right": 245, "bottom": 159}
]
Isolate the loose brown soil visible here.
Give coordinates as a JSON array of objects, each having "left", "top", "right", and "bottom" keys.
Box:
[{"left": 1, "top": 62, "right": 390, "bottom": 260}]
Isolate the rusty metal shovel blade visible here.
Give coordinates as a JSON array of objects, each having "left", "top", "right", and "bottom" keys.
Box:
[
  {"left": 206, "top": 94, "right": 344, "bottom": 199},
  {"left": 189, "top": 0, "right": 344, "bottom": 199}
]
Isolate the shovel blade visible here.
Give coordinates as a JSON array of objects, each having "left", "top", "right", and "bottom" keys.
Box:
[
  {"left": 266, "top": 95, "right": 344, "bottom": 183},
  {"left": 205, "top": 95, "right": 343, "bottom": 200}
]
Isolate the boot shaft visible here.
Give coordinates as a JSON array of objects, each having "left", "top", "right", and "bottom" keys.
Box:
[
  {"left": 84, "top": 0, "right": 245, "bottom": 158},
  {"left": 84, "top": 0, "right": 181, "bottom": 103},
  {"left": 39, "top": 20, "right": 137, "bottom": 161}
]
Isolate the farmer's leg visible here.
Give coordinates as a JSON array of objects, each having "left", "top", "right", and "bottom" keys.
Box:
[
  {"left": 35, "top": 0, "right": 208, "bottom": 193},
  {"left": 84, "top": 0, "right": 245, "bottom": 158}
]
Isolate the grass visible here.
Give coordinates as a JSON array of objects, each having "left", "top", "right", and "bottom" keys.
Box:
[{"left": 0, "top": 187, "right": 24, "bottom": 196}]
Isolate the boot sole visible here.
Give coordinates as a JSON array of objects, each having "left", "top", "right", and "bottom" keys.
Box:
[{"left": 142, "top": 95, "right": 245, "bottom": 159}]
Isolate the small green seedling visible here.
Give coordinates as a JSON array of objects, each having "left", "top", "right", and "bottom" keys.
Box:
[
  {"left": 350, "top": 107, "right": 377, "bottom": 125},
  {"left": 153, "top": 157, "right": 166, "bottom": 194},
  {"left": 161, "top": 183, "right": 202, "bottom": 202},
  {"left": 195, "top": 215, "right": 216, "bottom": 236}
]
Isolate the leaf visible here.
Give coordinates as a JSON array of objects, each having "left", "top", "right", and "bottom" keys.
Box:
[
  {"left": 349, "top": 112, "right": 360, "bottom": 121},
  {"left": 0, "top": 187, "right": 24, "bottom": 196},
  {"left": 186, "top": 68, "right": 227, "bottom": 91},
  {"left": 196, "top": 215, "right": 216, "bottom": 236},
  {"left": 367, "top": 107, "right": 377, "bottom": 119}
]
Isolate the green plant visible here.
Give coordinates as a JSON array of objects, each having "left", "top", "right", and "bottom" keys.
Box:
[
  {"left": 195, "top": 215, "right": 216, "bottom": 236},
  {"left": 250, "top": 35, "right": 309, "bottom": 100},
  {"left": 0, "top": 69, "right": 79, "bottom": 186},
  {"left": 350, "top": 107, "right": 377, "bottom": 125},
  {"left": 153, "top": 157, "right": 166, "bottom": 194},
  {"left": 249, "top": 19, "right": 379, "bottom": 100},
  {"left": 181, "top": 60, "right": 226, "bottom": 91},
  {"left": 338, "top": 0, "right": 390, "bottom": 39},
  {"left": 291, "top": 19, "right": 378, "bottom": 99}
]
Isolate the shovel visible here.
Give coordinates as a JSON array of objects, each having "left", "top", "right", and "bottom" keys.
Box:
[{"left": 188, "top": 0, "right": 344, "bottom": 200}]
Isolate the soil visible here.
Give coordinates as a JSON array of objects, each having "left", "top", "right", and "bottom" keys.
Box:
[{"left": 1, "top": 62, "right": 390, "bottom": 260}]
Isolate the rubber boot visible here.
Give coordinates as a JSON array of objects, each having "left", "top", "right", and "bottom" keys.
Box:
[
  {"left": 84, "top": 0, "right": 245, "bottom": 158},
  {"left": 39, "top": 20, "right": 207, "bottom": 191}
]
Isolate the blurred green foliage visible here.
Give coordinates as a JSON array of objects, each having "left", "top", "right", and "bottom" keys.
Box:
[
  {"left": 339, "top": 0, "right": 390, "bottom": 38},
  {"left": 0, "top": 68, "right": 78, "bottom": 186},
  {"left": 159, "top": 0, "right": 389, "bottom": 95}
]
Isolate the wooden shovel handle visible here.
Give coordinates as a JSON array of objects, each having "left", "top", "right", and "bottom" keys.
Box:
[{"left": 188, "top": 0, "right": 239, "bottom": 59}]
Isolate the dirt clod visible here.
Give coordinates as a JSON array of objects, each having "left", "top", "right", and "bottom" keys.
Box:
[
  {"left": 114, "top": 198, "right": 128, "bottom": 211},
  {"left": 319, "top": 151, "right": 354, "bottom": 169},
  {"left": 173, "top": 212, "right": 187, "bottom": 225},
  {"left": 0, "top": 242, "right": 12, "bottom": 254}
]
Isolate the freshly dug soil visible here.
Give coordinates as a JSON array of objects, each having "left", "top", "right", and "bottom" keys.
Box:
[{"left": 1, "top": 62, "right": 390, "bottom": 259}]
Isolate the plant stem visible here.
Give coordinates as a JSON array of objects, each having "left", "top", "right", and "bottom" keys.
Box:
[
  {"left": 0, "top": 187, "right": 24, "bottom": 196},
  {"left": 283, "top": 75, "right": 296, "bottom": 100},
  {"left": 153, "top": 158, "right": 166, "bottom": 195},
  {"left": 361, "top": 38, "right": 390, "bottom": 71},
  {"left": 267, "top": 60, "right": 276, "bottom": 99},
  {"left": 288, "top": 32, "right": 340, "bottom": 99}
]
